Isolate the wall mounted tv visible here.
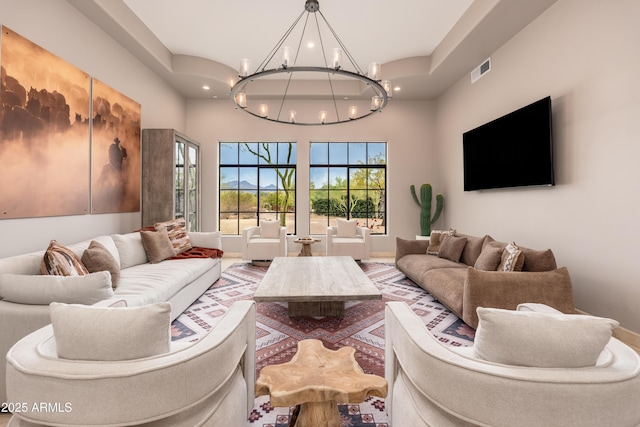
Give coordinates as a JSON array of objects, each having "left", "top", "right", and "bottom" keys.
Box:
[{"left": 463, "top": 96, "right": 555, "bottom": 191}]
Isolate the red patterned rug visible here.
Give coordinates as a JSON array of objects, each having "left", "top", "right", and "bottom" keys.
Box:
[{"left": 171, "top": 262, "right": 475, "bottom": 426}]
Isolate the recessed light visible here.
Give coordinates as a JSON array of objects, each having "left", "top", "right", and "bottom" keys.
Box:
[
  {"left": 394, "top": 86, "right": 401, "bottom": 91},
  {"left": 202, "top": 85, "right": 210, "bottom": 90},
  {"left": 307, "top": 41, "right": 315, "bottom": 48}
]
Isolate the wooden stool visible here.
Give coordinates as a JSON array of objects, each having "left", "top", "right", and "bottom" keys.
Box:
[{"left": 255, "top": 339, "right": 387, "bottom": 427}]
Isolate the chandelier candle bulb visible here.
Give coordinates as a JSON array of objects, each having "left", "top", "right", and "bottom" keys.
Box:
[
  {"left": 332, "top": 48, "right": 343, "bottom": 69},
  {"left": 370, "top": 96, "right": 382, "bottom": 111},
  {"left": 319, "top": 111, "right": 327, "bottom": 124},
  {"left": 289, "top": 110, "right": 297, "bottom": 123},
  {"left": 259, "top": 104, "right": 269, "bottom": 117},
  {"left": 368, "top": 62, "right": 381, "bottom": 80},
  {"left": 349, "top": 106, "right": 358, "bottom": 120},
  {"left": 239, "top": 58, "right": 251, "bottom": 77},
  {"left": 235, "top": 92, "right": 247, "bottom": 108},
  {"left": 382, "top": 80, "right": 393, "bottom": 98},
  {"left": 282, "top": 46, "right": 292, "bottom": 68}
]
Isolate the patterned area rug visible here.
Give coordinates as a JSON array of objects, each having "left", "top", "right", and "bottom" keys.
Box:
[{"left": 171, "top": 262, "right": 475, "bottom": 426}]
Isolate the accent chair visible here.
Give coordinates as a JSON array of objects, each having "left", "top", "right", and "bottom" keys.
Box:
[
  {"left": 6, "top": 300, "right": 256, "bottom": 427},
  {"left": 326, "top": 219, "right": 371, "bottom": 261},
  {"left": 242, "top": 220, "right": 287, "bottom": 263},
  {"left": 385, "top": 301, "right": 640, "bottom": 427}
]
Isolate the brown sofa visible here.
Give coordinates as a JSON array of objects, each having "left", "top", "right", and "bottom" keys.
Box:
[{"left": 395, "top": 234, "right": 575, "bottom": 328}]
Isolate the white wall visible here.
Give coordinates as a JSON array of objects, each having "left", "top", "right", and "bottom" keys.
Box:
[
  {"left": 436, "top": 0, "right": 640, "bottom": 330},
  {"left": 185, "top": 99, "right": 438, "bottom": 254},
  {"left": 0, "top": 0, "right": 186, "bottom": 258}
]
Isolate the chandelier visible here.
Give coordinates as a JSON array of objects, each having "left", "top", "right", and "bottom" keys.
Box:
[{"left": 230, "top": 0, "right": 391, "bottom": 126}]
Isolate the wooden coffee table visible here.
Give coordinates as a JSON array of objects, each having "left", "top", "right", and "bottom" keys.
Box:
[
  {"left": 253, "top": 256, "right": 382, "bottom": 317},
  {"left": 255, "top": 339, "right": 387, "bottom": 427}
]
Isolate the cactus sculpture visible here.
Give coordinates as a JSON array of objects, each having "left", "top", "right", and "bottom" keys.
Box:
[{"left": 410, "top": 183, "right": 444, "bottom": 236}]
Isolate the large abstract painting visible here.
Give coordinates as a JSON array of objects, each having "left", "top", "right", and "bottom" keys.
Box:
[
  {"left": 90, "top": 79, "right": 141, "bottom": 214},
  {"left": 0, "top": 26, "right": 90, "bottom": 219}
]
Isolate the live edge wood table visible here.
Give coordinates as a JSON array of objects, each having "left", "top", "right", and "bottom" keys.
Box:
[
  {"left": 253, "top": 256, "right": 382, "bottom": 317},
  {"left": 255, "top": 339, "right": 388, "bottom": 427}
]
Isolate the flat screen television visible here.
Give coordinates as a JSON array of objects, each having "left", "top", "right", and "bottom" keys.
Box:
[{"left": 463, "top": 96, "right": 555, "bottom": 191}]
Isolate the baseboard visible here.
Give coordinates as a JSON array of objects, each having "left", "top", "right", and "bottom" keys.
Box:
[{"left": 575, "top": 309, "right": 640, "bottom": 354}]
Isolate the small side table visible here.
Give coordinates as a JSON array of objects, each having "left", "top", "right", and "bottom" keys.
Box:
[
  {"left": 293, "top": 238, "right": 320, "bottom": 257},
  {"left": 255, "top": 339, "right": 387, "bottom": 427}
]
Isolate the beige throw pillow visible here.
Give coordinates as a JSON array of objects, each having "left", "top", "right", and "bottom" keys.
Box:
[
  {"left": 474, "top": 307, "right": 618, "bottom": 368},
  {"left": 497, "top": 241, "right": 525, "bottom": 271},
  {"left": 336, "top": 218, "right": 358, "bottom": 237},
  {"left": 81, "top": 240, "right": 121, "bottom": 288},
  {"left": 140, "top": 228, "right": 176, "bottom": 263},
  {"left": 437, "top": 235, "right": 467, "bottom": 263},
  {"left": 427, "top": 229, "right": 455, "bottom": 255},
  {"left": 40, "top": 240, "right": 89, "bottom": 276},
  {"left": 50, "top": 302, "right": 171, "bottom": 361},
  {"left": 154, "top": 218, "right": 192, "bottom": 254},
  {"left": 474, "top": 244, "right": 503, "bottom": 271}
]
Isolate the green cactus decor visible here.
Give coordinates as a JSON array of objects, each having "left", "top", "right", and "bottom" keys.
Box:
[{"left": 410, "top": 183, "right": 444, "bottom": 236}]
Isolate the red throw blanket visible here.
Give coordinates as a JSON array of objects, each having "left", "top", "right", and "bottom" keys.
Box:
[{"left": 169, "top": 247, "right": 224, "bottom": 260}]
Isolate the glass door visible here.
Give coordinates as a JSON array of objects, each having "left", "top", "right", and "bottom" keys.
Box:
[{"left": 174, "top": 136, "right": 199, "bottom": 231}]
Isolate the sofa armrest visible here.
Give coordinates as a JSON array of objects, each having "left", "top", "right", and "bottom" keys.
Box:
[
  {"left": 462, "top": 267, "right": 575, "bottom": 329},
  {"left": 395, "top": 237, "right": 429, "bottom": 264}
]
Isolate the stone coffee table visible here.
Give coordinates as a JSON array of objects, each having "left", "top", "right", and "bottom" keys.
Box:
[
  {"left": 253, "top": 256, "right": 382, "bottom": 317},
  {"left": 255, "top": 339, "right": 387, "bottom": 427}
]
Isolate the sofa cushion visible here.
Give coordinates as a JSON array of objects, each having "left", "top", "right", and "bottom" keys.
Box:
[
  {"left": 112, "top": 233, "right": 148, "bottom": 269},
  {"left": 113, "top": 258, "right": 216, "bottom": 307},
  {"left": 336, "top": 219, "right": 357, "bottom": 238},
  {"left": 40, "top": 240, "right": 89, "bottom": 276},
  {"left": 155, "top": 218, "right": 192, "bottom": 254},
  {"left": 457, "top": 234, "right": 487, "bottom": 266},
  {"left": 81, "top": 240, "right": 121, "bottom": 288},
  {"left": 474, "top": 307, "right": 618, "bottom": 368},
  {"left": 50, "top": 301, "right": 171, "bottom": 361},
  {"left": 437, "top": 235, "right": 466, "bottom": 263},
  {"left": 420, "top": 268, "right": 467, "bottom": 317},
  {"left": 140, "top": 228, "right": 176, "bottom": 264},
  {"left": 0, "top": 271, "right": 113, "bottom": 305},
  {"left": 497, "top": 242, "right": 525, "bottom": 272},
  {"left": 521, "top": 247, "right": 557, "bottom": 271}
]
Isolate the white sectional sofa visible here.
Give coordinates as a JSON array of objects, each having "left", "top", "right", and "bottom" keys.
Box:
[{"left": 0, "top": 230, "right": 223, "bottom": 405}]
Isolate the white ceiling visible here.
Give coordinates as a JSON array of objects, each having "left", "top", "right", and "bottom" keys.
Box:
[
  {"left": 68, "top": 0, "right": 559, "bottom": 100},
  {"left": 121, "top": 0, "right": 474, "bottom": 73}
]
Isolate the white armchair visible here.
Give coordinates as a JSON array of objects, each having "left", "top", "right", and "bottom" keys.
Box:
[
  {"left": 326, "top": 219, "right": 370, "bottom": 261},
  {"left": 6, "top": 301, "right": 256, "bottom": 427},
  {"left": 242, "top": 220, "right": 287, "bottom": 263},
  {"left": 385, "top": 301, "right": 640, "bottom": 427}
]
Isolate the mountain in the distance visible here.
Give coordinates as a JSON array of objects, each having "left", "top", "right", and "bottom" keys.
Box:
[{"left": 222, "top": 180, "right": 277, "bottom": 190}]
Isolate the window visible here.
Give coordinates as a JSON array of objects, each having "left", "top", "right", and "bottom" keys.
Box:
[
  {"left": 219, "top": 142, "right": 296, "bottom": 235},
  {"left": 309, "top": 142, "right": 386, "bottom": 235}
]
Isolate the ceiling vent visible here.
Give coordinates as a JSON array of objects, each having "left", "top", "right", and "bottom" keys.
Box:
[{"left": 471, "top": 58, "right": 491, "bottom": 84}]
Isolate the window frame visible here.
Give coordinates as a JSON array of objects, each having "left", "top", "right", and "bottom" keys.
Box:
[
  {"left": 309, "top": 141, "right": 387, "bottom": 235},
  {"left": 219, "top": 142, "right": 297, "bottom": 235}
]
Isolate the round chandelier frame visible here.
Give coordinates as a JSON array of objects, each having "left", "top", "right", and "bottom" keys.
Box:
[{"left": 230, "top": 0, "right": 391, "bottom": 126}]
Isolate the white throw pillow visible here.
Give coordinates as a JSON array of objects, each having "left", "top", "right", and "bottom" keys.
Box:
[
  {"left": 0, "top": 271, "right": 113, "bottom": 305},
  {"left": 111, "top": 233, "right": 149, "bottom": 269},
  {"left": 260, "top": 220, "right": 281, "bottom": 239},
  {"left": 336, "top": 219, "right": 357, "bottom": 237},
  {"left": 188, "top": 231, "right": 222, "bottom": 249},
  {"left": 474, "top": 307, "right": 618, "bottom": 368},
  {"left": 50, "top": 302, "right": 171, "bottom": 361}
]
